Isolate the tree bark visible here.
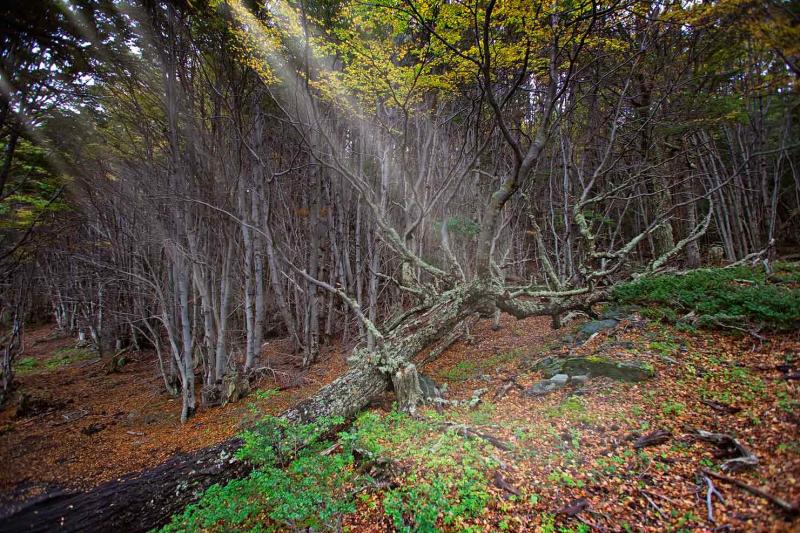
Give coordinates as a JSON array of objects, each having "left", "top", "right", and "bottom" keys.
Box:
[
  {"left": 0, "top": 438, "right": 248, "bottom": 533},
  {"left": 392, "top": 363, "right": 423, "bottom": 414}
]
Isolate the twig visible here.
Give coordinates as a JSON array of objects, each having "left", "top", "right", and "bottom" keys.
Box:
[
  {"left": 642, "top": 489, "right": 681, "bottom": 506},
  {"left": 493, "top": 378, "right": 521, "bottom": 401},
  {"left": 577, "top": 516, "right": 604, "bottom": 531},
  {"left": 708, "top": 319, "right": 766, "bottom": 342},
  {"left": 320, "top": 442, "right": 341, "bottom": 456},
  {"left": 642, "top": 491, "right": 667, "bottom": 519},
  {"left": 74, "top": 357, "right": 103, "bottom": 369},
  {"left": 700, "top": 399, "right": 741, "bottom": 414},
  {"left": 633, "top": 429, "right": 672, "bottom": 449},
  {"left": 701, "top": 469, "right": 800, "bottom": 517},
  {"left": 493, "top": 470, "right": 520, "bottom": 496},
  {"left": 437, "top": 420, "right": 513, "bottom": 451},
  {"left": 50, "top": 409, "right": 90, "bottom": 427},
  {"left": 702, "top": 473, "right": 725, "bottom": 523}
]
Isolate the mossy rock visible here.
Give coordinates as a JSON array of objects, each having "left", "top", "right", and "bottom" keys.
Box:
[{"left": 535, "top": 355, "right": 654, "bottom": 382}]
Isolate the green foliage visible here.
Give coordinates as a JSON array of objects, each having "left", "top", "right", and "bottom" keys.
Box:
[
  {"left": 544, "top": 396, "right": 592, "bottom": 423},
  {"left": 161, "top": 410, "right": 495, "bottom": 532},
  {"left": 777, "top": 441, "right": 800, "bottom": 454},
  {"left": 649, "top": 340, "right": 679, "bottom": 357},
  {"left": 612, "top": 264, "right": 800, "bottom": 330},
  {"left": 547, "top": 469, "right": 584, "bottom": 488},
  {"left": 721, "top": 367, "right": 765, "bottom": 402},
  {"left": 0, "top": 137, "right": 70, "bottom": 236},
  {"left": 700, "top": 365, "right": 766, "bottom": 405},
  {"left": 160, "top": 415, "right": 358, "bottom": 532},
  {"left": 13, "top": 357, "right": 38, "bottom": 373},
  {"left": 776, "top": 385, "right": 800, "bottom": 415},
  {"left": 48, "top": 347, "right": 95, "bottom": 368},
  {"left": 161, "top": 449, "right": 358, "bottom": 532},
  {"left": 442, "top": 360, "right": 478, "bottom": 382},
  {"left": 468, "top": 401, "right": 496, "bottom": 425},
  {"left": 383, "top": 469, "right": 490, "bottom": 533},
  {"left": 443, "top": 217, "right": 481, "bottom": 238},
  {"left": 347, "top": 411, "right": 494, "bottom": 531},
  {"left": 238, "top": 414, "right": 344, "bottom": 466},
  {"left": 660, "top": 401, "right": 685, "bottom": 416},
  {"left": 11, "top": 348, "right": 95, "bottom": 375}
]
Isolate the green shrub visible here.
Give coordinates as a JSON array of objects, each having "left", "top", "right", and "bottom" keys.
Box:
[
  {"left": 161, "top": 451, "right": 359, "bottom": 532},
  {"left": 159, "top": 415, "right": 359, "bottom": 532},
  {"left": 160, "top": 410, "right": 497, "bottom": 533},
  {"left": 347, "top": 411, "right": 494, "bottom": 531},
  {"left": 612, "top": 264, "right": 800, "bottom": 330},
  {"left": 383, "top": 469, "right": 490, "bottom": 533},
  {"left": 237, "top": 414, "right": 343, "bottom": 466},
  {"left": 660, "top": 401, "right": 685, "bottom": 416}
]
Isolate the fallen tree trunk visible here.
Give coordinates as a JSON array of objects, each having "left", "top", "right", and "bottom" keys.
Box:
[
  {"left": 0, "top": 438, "right": 249, "bottom": 533},
  {"left": 1, "top": 363, "right": 392, "bottom": 532}
]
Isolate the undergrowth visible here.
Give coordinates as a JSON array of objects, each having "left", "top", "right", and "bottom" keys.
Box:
[
  {"left": 158, "top": 263, "right": 800, "bottom": 532},
  {"left": 159, "top": 415, "right": 356, "bottom": 532},
  {"left": 440, "top": 348, "right": 522, "bottom": 381},
  {"left": 612, "top": 263, "right": 800, "bottom": 330},
  {"left": 158, "top": 410, "right": 497, "bottom": 532},
  {"left": 12, "top": 346, "right": 95, "bottom": 374}
]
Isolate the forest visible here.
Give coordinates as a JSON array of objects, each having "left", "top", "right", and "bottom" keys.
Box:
[{"left": 0, "top": 0, "right": 799, "bottom": 531}]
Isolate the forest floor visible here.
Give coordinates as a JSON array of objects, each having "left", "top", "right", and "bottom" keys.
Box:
[
  {"left": 2, "top": 313, "right": 799, "bottom": 532},
  {"left": 0, "top": 325, "right": 345, "bottom": 508},
  {"left": 340, "top": 315, "right": 800, "bottom": 532}
]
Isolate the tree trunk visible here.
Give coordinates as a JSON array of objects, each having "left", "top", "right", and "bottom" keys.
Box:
[
  {"left": 392, "top": 363, "right": 423, "bottom": 414},
  {"left": 240, "top": 183, "right": 258, "bottom": 371},
  {"left": 0, "top": 438, "right": 248, "bottom": 533}
]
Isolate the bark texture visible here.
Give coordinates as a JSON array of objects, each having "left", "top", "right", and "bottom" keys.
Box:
[{"left": 0, "top": 438, "right": 248, "bottom": 533}]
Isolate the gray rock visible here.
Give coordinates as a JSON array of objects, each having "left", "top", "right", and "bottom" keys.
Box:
[
  {"left": 578, "top": 319, "right": 619, "bottom": 339},
  {"left": 466, "top": 388, "right": 488, "bottom": 408},
  {"left": 658, "top": 355, "right": 680, "bottom": 366},
  {"left": 570, "top": 374, "right": 589, "bottom": 385},
  {"left": 524, "top": 380, "right": 559, "bottom": 397},
  {"left": 550, "top": 374, "right": 569, "bottom": 386},
  {"left": 535, "top": 356, "right": 564, "bottom": 377},
  {"left": 610, "top": 341, "right": 635, "bottom": 350},
  {"left": 600, "top": 306, "right": 624, "bottom": 320}
]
